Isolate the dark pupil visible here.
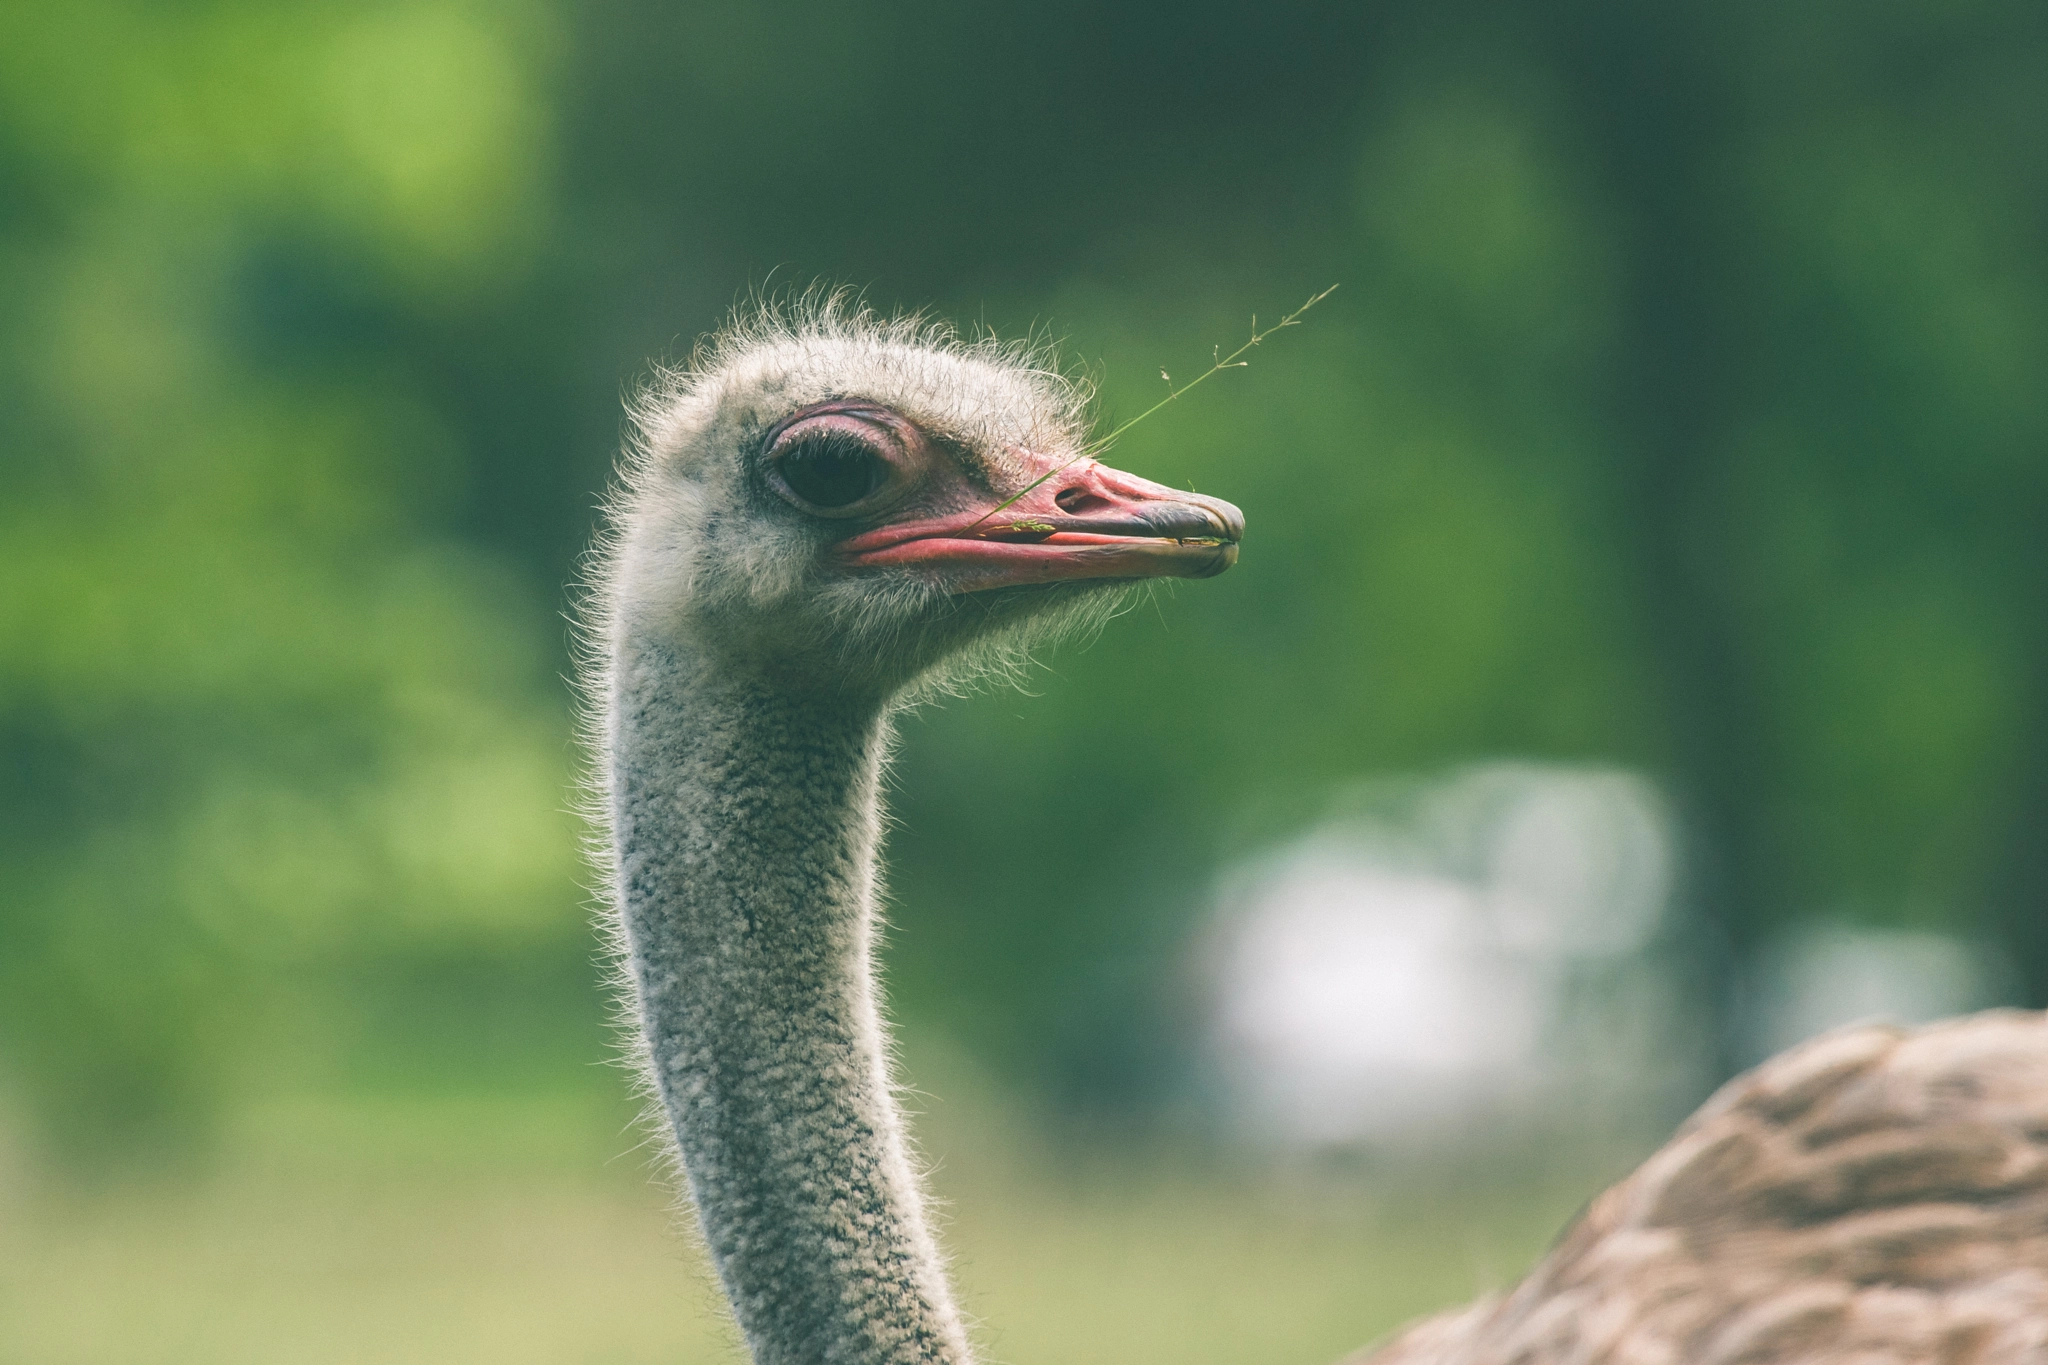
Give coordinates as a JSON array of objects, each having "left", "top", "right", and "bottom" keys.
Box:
[{"left": 776, "top": 433, "right": 887, "bottom": 508}]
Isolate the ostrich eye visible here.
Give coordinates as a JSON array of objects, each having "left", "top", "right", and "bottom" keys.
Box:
[{"left": 772, "top": 430, "right": 891, "bottom": 510}]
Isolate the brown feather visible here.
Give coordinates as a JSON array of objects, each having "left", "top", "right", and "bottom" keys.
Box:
[{"left": 1354, "top": 1011, "right": 2048, "bottom": 1365}]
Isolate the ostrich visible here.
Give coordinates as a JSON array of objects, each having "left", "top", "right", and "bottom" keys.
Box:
[{"left": 582, "top": 300, "right": 2048, "bottom": 1365}]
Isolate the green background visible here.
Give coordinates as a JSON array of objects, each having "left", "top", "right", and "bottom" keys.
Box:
[{"left": 2, "top": 2, "right": 2043, "bottom": 1360}]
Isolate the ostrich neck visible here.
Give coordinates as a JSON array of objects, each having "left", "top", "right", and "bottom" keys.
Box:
[{"left": 610, "top": 635, "right": 971, "bottom": 1365}]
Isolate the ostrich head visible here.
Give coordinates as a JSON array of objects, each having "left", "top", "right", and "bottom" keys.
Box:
[{"left": 602, "top": 302, "right": 1244, "bottom": 699}]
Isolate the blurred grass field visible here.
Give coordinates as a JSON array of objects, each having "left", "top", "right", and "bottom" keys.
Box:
[{"left": 0, "top": 1056, "right": 1619, "bottom": 1365}]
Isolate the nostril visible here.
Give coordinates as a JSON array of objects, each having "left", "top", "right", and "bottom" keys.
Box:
[{"left": 1054, "top": 487, "right": 1112, "bottom": 515}]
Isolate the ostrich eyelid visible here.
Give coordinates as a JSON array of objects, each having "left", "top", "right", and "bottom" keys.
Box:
[{"left": 764, "top": 415, "right": 917, "bottom": 517}]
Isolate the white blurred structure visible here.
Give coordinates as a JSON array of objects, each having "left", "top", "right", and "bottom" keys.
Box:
[
  {"left": 1202, "top": 764, "right": 1692, "bottom": 1148},
  {"left": 1744, "top": 921, "right": 2012, "bottom": 1064}
]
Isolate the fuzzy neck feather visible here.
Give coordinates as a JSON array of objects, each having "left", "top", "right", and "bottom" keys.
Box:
[{"left": 609, "top": 630, "right": 972, "bottom": 1365}]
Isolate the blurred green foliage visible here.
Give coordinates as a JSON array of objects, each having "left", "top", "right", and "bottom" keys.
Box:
[{"left": 1, "top": 0, "right": 2044, "bottom": 1154}]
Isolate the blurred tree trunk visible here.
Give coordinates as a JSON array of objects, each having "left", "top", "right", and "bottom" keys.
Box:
[{"left": 1556, "top": 2, "right": 1770, "bottom": 1074}]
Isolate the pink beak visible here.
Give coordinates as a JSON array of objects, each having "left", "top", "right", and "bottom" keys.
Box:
[{"left": 836, "top": 457, "right": 1244, "bottom": 593}]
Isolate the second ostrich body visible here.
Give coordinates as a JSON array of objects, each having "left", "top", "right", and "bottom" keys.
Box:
[{"left": 587, "top": 303, "right": 2048, "bottom": 1365}]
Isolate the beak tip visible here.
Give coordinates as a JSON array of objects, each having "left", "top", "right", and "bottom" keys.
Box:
[{"left": 1195, "top": 495, "right": 1245, "bottom": 546}]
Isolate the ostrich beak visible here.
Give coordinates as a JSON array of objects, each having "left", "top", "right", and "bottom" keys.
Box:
[{"left": 837, "top": 456, "right": 1244, "bottom": 593}]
